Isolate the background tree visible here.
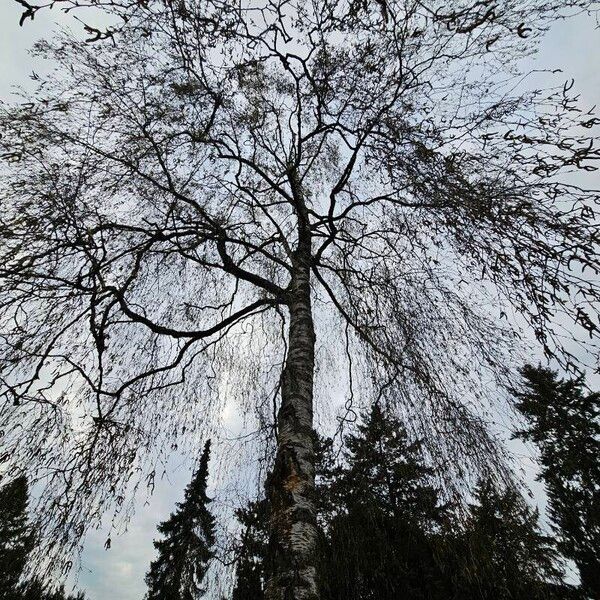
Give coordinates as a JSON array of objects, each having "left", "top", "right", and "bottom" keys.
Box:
[
  {"left": 145, "top": 440, "right": 216, "bottom": 600},
  {"left": 0, "top": 476, "right": 34, "bottom": 599},
  {"left": 0, "top": 476, "right": 85, "bottom": 600},
  {"left": 513, "top": 365, "right": 600, "bottom": 598},
  {"left": 446, "top": 480, "right": 567, "bottom": 600},
  {"left": 320, "top": 405, "right": 447, "bottom": 526},
  {"left": 231, "top": 500, "right": 269, "bottom": 600},
  {"left": 2, "top": 1, "right": 600, "bottom": 598},
  {"left": 317, "top": 405, "right": 450, "bottom": 600}
]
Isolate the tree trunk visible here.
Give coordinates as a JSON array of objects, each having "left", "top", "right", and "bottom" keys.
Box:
[{"left": 265, "top": 246, "right": 318, "bottom": 599}]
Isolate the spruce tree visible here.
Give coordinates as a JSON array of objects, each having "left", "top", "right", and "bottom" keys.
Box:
[
  {"left": 230, "top": 407, "right": 450, "bottom": 599},
  {"left": 0, "top": 475, "right": 34, "bottom": 599},
  {"left": 322, "top": 404, "right": 447, "bottom": 528},
  {"left": 231, "top": 500, "right": 268, "bottom": 600},
  {"left": 513, "top": 365, "right": 600, "bottom": 598},
  {"left": 448, "top": 480, "right": 566, "bottom": 600},
  {"left": 0, "top": 476, "right": 85, "bottom": 600},
  {"left": 145, "top": 440, "right": 216, "bottom": 600},
  {"left": 318, "top": 405, "right": 449, "bottom": 600}
]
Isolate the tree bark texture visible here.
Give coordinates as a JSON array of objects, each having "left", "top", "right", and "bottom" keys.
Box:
[{"left": 265, "top": 241, "right": 318, "bottom": 599}]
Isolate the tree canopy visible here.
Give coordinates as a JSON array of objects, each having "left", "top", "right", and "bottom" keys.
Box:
[
  {"left": 1, "top": 0, "right": 599, "bottom": 595},
  {"left": 514, "top": 365, "right": 600, "bottom": 598},
  {"left": 447, "top": 480, "right": 566, "bottom": 600}
]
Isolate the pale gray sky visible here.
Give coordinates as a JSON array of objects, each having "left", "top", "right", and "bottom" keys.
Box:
[{"left": 0, "top": 2, "right": 598, "bottom": 599}]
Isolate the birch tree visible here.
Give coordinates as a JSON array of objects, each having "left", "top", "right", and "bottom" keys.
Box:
[{"left": 2, "top": 1, "right": 600, "bottom": 598}]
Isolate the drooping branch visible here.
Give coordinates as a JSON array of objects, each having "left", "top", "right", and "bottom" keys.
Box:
[{"left": 1, "top": 0, "right": 600, "bottom": 587}]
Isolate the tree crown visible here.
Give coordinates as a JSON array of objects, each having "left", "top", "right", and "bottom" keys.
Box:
[{"left": 1, "top": 0, "right": 599, "bottom": 570}]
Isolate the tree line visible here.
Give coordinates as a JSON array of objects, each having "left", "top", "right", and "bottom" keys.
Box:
[
  {"left": 2, "top": 365, "right": 596, "bottom": 600},
  {"left": 230, "top": 364, "right": 599, "bottom": 600}
]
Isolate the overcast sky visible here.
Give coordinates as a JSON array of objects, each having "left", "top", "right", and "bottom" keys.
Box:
[{"left": 0, "top": 3, "right": 599, "bottom": 599}]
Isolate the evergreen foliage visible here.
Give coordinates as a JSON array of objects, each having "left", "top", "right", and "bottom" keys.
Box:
[
  {"left": 317, "top": 404, "right": 449, "bottom": 600},
  {"left": 321, "top": 404, "right": 447, "bottom": 527},
  {"left": 447, "top": 481, "right": 567, "bottom": 600},
  {"left": 0, "top": 476, "right": 34, "bottom": 599},
  {"left": 0, "top": 476, "right": 85, "bottom": 600},
  {"left": 513, "top": 365, "right": 600, "bottom": 598},
  {"left": 231, "top": 500, "right": 269, "bottom": 600},
  {"left": 231, "top": 406, "right": 575, "bottom": 600},
  {"left": 145, "top": 440, "right": 216, "bottom": 600}
]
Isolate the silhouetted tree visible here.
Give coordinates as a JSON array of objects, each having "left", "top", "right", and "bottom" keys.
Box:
[
  {"left": 3, "top": 1, "right": 600, "bottom": 597},
  {"left": 145, "top": 440, "right": 216, "bottom": 600},
  {"left": 231, "top": 499, "right": 269, "bottom": 600},
  {"left": 0, "top": 476, "right": 85, "bottom": 600},
  {"left": 513, "top": 365, "right": 600, "bottom": 598},
  {"left": 0, "top": 476, "right": 34, "bottom": 599},
  {"left": 447, "top": 480, "right": 566, "bottom": 600},
  {"left": 322, "top": 405, "right": 447, "bottom": 526},
  {"left": 318, "top": 405, "right": 449, "bottom": 600}
]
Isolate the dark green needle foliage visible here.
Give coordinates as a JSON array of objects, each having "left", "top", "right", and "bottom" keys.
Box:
[
  {"left": 231, "top": 499, "right": 269, "bottom": 600},
  {"left": 145, "top": 440, "right": 216, "bottom": 600},
  {"left": 513, "top": 365, "right": 600, "bottom": 599},
  {"left": 321, "top": 404, "right": 446, "bottom": 527},
  {"left": 447, "top": 480, "right": 566, "bottom": 600},
  {"left": 318, "top": 404, "right": 450, "bottom": 600},
  {"left": 0, "top": 476, "right": 34, "bottom": 600},
  {"left": 0, "top": 476, "right": 85, "bottom": 600}
]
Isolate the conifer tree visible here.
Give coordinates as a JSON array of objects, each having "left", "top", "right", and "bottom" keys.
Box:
[
  {"left": 145, "top": 440, "right": 216, "bottom": 600},
  {"left": 0, "top": 476, "right": 85, "bottom": 600},
  {"left": 0, "top": 476, "right": 34, "bottom": 599},
  {"left": 230, "top": 407, "right": 576, "bottom": 600},
  {"left": 230, "top": 405, "right": 449, "bottom": 599},
  {"left": 513, "top": 365, "right": 600, "bottom": 598},
  {"left": 231, "top": 500, "right": 269, "bottom": 600},
  {"left": 322, "top": 404, "right": 446, "bottom": 527},
  {"left": 448, "top": 480, "right": 566, "bottom": 600},
  {"left": 318, "top": 405, "right": 449, "bottom": 600}
]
